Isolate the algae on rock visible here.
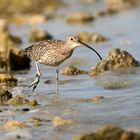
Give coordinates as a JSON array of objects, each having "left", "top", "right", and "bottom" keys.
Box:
[{"left": 90, "top": 48, "right": 139, "bottom": 76}]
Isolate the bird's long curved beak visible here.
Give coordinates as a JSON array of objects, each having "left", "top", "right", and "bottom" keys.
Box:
[{"left": 79, "top": 41, "right": 102, "bottom": 60}]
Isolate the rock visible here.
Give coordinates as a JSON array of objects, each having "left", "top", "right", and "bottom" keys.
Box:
[
  {"left": 105, "top": 0, "right": 140, "bottom": 11},
  {"left": 77, "top": 32, "right": 108, "bottom": 43},
  {"left": 90, "top": 96, "right": 104, "bottom": 102},
  {"left": 0, "top": 21, "right": 21, "bottom": 50},
  {"left": 80, "top": 96, "right": 104, "bottom": 102},
  {"left": 7, "top": 95, "right": 29, "bottom": 105},
  {"left": 0, "top": 21, "right": 30, "bottom": 71},
  {"left": 29, "top": 116, "right": 51, "bottom": 126},
  {"left": 61, "top": 66, "right": 88, "bottom": 76},
  {"left": 0, "top": 0, "right": 63, "bottom": 19},
  {"left": 13, "top": 14, "right": 47, "bottom": 25},
  {"left": 0, "top": 73, "right": 17, "bottom": 86},
  {"left": 9, "top": 47, "right": 30, "bottom": 70},
  {"left": 53, "top": 116, "right": 73, "bottom": 126},
  {"left": 2, "top": 120, "right": 28, "bottom": 129},
  {"left": 45, "top": 79, "right": 74, "bottom": 85},
  {"left": 93, "top": 9, "right": 117, "bottom": 17},
  {"left": 0, "top": 86, "right": 12, "bottom": 105},
  {"left": 90, "top": 48, "right": 139, "bottom": 76},
  {"left": 7, "top": 96, "right": 39, "bottom": 106},
  {"left": 0, "top": 19, "right": 8, "bottom": 33},
  {"left": 29, "top": 117, "right": 43, "bottom": 126},
  {"left": 81, "top": 0, "right": 96, "bottom": 4},
  {"left": 73, "top": 125, "right": 140, "bottom": 140},
  {"left": 0, "top": 32, "right": 30, "bottom": 71},
  {"left": 0, "top": 31, "right": 22, "bottom": 47},
  {"left": 28, "top": 28, "right": 52, "bottom": 42},
  {"left": 28, "top": 100, "right": 39, "bottom": 106},
  {"left": 66, "top": 11, "right": 93, "bottom": 24}
]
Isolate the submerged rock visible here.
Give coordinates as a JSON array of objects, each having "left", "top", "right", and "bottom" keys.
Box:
[
  {"left": 29, "top": 116, "right": 50, "bottom": 126},
  {"left": 105, "top": 0, "right": 140, "bottom": 11},
  {"left": 80, "top": 96, "right": 104, "bottom": 102},
  {"left": 90, "top": 48, "right": 139, "bottom": 76},
  {"left": 74, "top": 125, "right": 140, "bottom": 140},
  {"left": 96, "top": 72, "right": 134, "bottom": 89},
  {"left": 0, "top": 73, "right": 17, "bottom": 86},
  {"left": 2, "top": 120, "right": 28, "bottom": 129},
  {"left": 53, "top": 116, "right": 73, "bottom": 126},
  {"left": 61, "top": 66, "right": 88, "bottom": 76},
  {"left": 28, "top": 28, "right": 52, "bottom": 42},
  {"left": 0, "top": 86, "right": 12, "bottom": 105},
  {"left": 66, "top": 11, "right": 93, "bottom": 24},
  {"left": 77, "top": 32, "right": 108, "bottom": 43},
  {"left": 29, "top": 117, "right": 42, "bottom": 126},
  {"left": 93, "top": 9, "right": 117, "bottom": 17}
]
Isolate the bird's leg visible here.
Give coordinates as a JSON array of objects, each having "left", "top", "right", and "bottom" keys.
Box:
[
  {"left": 29, "top": 61, "right": 42, "bottom": 92},
  {"left": 56, "top": 66, "right": 59, "bottom": 94}
]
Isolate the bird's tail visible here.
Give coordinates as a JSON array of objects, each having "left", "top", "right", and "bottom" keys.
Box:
[{"left": 24, "top": 45, "right": 33, "bottom": 57}]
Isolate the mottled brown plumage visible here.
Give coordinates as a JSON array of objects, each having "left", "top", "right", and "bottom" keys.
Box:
[
  {"left": 25, "top": 36, "right": 102, "bottom": 93},
  {"left": 25, "top": 39, "right": 73, "bottom": 66}
]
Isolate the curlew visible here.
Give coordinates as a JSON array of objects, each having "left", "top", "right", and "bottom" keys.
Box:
[{"left": 25, "top": 36, "right": 102, "bottom": 93}]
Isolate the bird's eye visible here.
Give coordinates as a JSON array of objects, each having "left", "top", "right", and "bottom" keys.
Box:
[{"left": 70, "top": 38, "right": 73, "bottom": 41}]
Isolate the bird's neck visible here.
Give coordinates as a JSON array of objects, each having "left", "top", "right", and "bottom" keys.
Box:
[{"left": 62, "top": 44, "right": 74, "bottom": 55}]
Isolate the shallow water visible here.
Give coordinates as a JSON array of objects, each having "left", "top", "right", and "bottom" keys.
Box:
[{"left": 1, "top": 1, "right": 140, "bottom": 140}]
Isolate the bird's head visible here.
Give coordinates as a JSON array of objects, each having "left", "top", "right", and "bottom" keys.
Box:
[
  {"left": 66, "top": 36, "right": 102, "bottom": 60},
  {"left": 66, "top": 36, "right": 81, "bottom": 49}
]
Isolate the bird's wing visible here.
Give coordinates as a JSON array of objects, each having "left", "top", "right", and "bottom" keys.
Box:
[
  {"left": 24, "top": 39, "right": 65, "bottom": 60},
  {"left": 34, "top": 39, "right": 65, "bottom": 50}
]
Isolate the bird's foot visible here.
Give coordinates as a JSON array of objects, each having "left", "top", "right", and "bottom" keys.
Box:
[{"left": 29, "top": 74, "right": 41, "bottom": 92}]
